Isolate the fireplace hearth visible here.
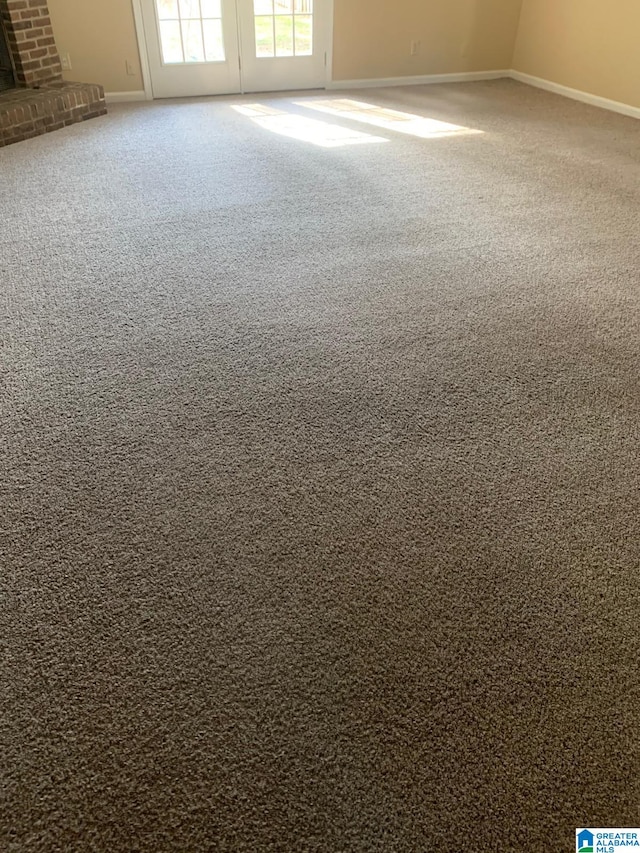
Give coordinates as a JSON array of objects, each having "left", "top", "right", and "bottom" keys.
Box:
[{"left": 0, "top": 0, "right": 106, "bottom": 147}]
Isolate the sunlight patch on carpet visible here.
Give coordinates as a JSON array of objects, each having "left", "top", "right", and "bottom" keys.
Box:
[
  {"left": 295, "top": 98, "right": 483, "bottom": 139},
  {"left": 231, "top": 103, "right": 389, "bottom": 148}
]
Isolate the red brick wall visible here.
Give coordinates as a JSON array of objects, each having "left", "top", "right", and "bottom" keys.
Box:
[{"left": 0, "top": 0, "right": 62, "bottom": 88}]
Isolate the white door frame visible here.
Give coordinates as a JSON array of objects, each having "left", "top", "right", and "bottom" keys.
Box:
[{"left": 130, "top": 0, "right": 334, "bottom": 101}]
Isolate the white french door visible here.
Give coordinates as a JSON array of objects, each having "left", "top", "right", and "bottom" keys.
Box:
[
  {"left": 237, "top": 0, "right": 327, "bottom": 93},
  {"left": 140, "top": 0, "right": 329, "bottom": 99},
  {"left": 141, "top": 0, "right": 241, "bottom": 98}
]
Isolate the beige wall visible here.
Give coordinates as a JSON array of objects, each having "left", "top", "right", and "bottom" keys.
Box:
[
  {"left": 43, "top": 0, "right": 640, "bottom": 108},
  {"left": 513, "top": 0, "right": 640, "bottom": 109},
  {"left": 48, "top": 0, "right": 143, "bottom": 93},
  {"left": 46, "top": 0, "right": 522, "bottom": 94},
  {"left": 332, "top": 0, "right": 522, "bottom": 80}
]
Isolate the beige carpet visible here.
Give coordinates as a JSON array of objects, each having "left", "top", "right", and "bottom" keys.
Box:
[{"left": 1, "top": 79, "right": 639, "bottom": 852}]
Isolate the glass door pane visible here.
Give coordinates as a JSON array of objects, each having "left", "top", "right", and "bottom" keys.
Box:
[
  {"left": 156, "top": 0, "right": 226, "bottom": 64},
  {"left": 252, "top": 0, "right": 313, "bottom": 59}
]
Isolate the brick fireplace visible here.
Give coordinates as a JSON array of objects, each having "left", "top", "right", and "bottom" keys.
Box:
[{"left": 0, "top": 0, "right": 107, "bottom": 147}]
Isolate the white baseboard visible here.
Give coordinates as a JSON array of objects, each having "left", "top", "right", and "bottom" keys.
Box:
[
  {"left": 105, "top": 90, "right": 148, "bottom": 104},
  {"left": 509, "top": 71, "right": 640, "bottom": 121},
  {"left": 104, "top": 72, "right": 640, "bottom": 123},
  {"left": 328, "top": 68, "right": 639, "bottom": 121},
  {"left": 327, "top": 70, "right": 509, "bottom": 90}
]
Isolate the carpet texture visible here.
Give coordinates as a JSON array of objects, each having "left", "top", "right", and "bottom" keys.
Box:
[{"left": 1, "top": 79, "right": 639, "bottom": 852}]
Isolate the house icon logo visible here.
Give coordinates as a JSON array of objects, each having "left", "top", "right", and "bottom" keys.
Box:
[{"left": 577, "top": 829, "right": 594, "bottom": 853}]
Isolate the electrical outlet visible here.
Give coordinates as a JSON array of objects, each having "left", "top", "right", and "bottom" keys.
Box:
[
  {"left": 60, "top": 52, "right": 72, "bottom": 70},
  {"left": 126, "top": 60, "right": 136, "bottom": 76},
  {"left": 410, "top": 40, "right": 420, "bottom": 56}
]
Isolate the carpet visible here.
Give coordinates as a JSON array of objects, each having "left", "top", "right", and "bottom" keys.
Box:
[{"left": 1, "top": 79, "right": 639, "bottom": 851}]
